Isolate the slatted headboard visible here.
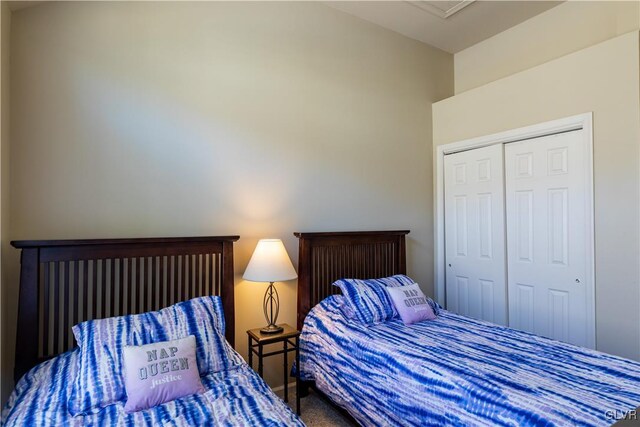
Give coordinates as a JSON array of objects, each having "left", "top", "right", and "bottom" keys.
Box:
[
  {"left": 11, "top": 235, "right": 239, "bottom": 382},
  {"left": 294, "top": 230, "right": 409, "bottom": 330}
]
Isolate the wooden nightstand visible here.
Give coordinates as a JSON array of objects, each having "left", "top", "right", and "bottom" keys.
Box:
[{"left": 247, "top": 323, "right": 301, "bottom": 415}]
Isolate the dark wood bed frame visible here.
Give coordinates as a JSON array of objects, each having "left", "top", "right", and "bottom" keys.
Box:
[
  {"left": 294, "top": 230, "right": 409, "bottom": 331},
  {"left": 11, "top": 235, "right": 239, "bottom": 383}
]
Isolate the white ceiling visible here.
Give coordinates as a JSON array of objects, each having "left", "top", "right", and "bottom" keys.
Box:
[{"left": 325, "top": 1, "right": 563, "bottom": 53}]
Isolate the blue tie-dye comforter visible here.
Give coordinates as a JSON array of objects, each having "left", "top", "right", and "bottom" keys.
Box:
[
  {"left": 2, "top": 349, "right": 303, "bottom": 426},
  {"left": 299, "top": 295, "right": 640, "bottom": 426}
]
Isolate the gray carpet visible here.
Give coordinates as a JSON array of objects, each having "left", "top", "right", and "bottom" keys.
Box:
[{"left": 277, "top": 386, "right": 356, "bottom": 426}]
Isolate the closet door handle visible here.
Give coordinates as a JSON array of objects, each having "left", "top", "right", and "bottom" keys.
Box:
[{"left": 575, "top": 279, "right": 581, "bottom": 284}]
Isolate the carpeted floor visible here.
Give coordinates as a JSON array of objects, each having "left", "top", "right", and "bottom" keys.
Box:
[{"left": 277, "top": 386, "right": 356, "bottom": 426}]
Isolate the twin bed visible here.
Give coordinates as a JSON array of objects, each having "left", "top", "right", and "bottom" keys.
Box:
[
  {"left": 294, "top": 231, "right": 640, "bottom": 426},
  {"left": 2, "top": 236, "right": 301, "bottom": 426},
  {"left": 3, "top": 231, "right": 640, "bottom": 426}
]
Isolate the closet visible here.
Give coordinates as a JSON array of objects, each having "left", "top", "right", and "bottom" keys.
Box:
[{"left": 443, "top": 128, "right": 594, "bottom": 348}]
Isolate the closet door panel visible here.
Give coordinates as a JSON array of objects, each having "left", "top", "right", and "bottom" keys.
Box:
[
  {"left": 505, "top": 130, "right": 593, "bottom": 348},
  {"left": 444, "top": 144, "right": 507, "bottom": 326}
]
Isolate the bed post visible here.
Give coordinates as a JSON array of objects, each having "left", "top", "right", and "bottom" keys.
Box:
[
  {"left": 14, "top": 247, "right": 39, "bottom": 383},
  {"left": 222, "top": 240, "right": 236, "bottom": 348},
  {"left": 399, "top": 233, "right": 407, "bottom": 274},
  {"left": 296, "top": 235, "right": 312, "bottom": 332}
]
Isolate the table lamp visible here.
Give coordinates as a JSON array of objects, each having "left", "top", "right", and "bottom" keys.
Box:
[{"left": 243, "top": 239, "right": 297, "bottom": 334}]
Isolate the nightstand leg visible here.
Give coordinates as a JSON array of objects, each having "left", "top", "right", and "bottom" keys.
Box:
[
  {"left": 283, "top": 339, "right": 288, "bottom": 403},
  {"left": 295, "top": 336, "right": 300, "bottom": 415},
  {"left": 258, "top": 343, "right": 263, "bottom": 378},
  {"left": 248, "top": 335, "right": 253, "bottom": 369}
]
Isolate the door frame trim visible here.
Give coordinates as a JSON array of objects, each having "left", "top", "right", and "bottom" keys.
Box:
[{"left": 434, "top": 112, "right": 595, "bottom": 348}]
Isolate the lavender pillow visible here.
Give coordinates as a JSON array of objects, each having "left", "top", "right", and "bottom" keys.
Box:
[
  {"left": 122, "top": 335, "right": 205, "bottom": 413},
  {"left": 385, "top": 283, "right": 436, "bottom": 325}
]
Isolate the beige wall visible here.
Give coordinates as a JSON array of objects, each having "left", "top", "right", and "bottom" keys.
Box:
[
  {"left": 0, "top": 1, "right": 10, "bottom": 403},
  {"left": 2, "top": 1, "right": 453, "bottom": 402},
  {"left": 434, "top": 32, "right": 640, "bottom": 361},
  {"left": 455, "top": 1, "right": 640, "bottom": 93}
]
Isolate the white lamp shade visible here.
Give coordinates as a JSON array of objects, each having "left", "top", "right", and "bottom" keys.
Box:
[{"left": 243, "top": 239, "right": 298, "bottom": 282}]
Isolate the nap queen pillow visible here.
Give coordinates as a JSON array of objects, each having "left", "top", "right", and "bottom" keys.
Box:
[
  {"left": 122, "top": 335, "right": 205, "bottom": 412},
  {"left": 385, "top": 283, "right": 436, "bottom": 325}
]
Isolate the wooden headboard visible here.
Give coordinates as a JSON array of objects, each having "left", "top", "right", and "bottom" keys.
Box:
[
  {"left": 11, "top": 235, "right": 239, "bottom": 382},
  {"left": 294, "top": 230, "right": 409, "bottom": 330}
]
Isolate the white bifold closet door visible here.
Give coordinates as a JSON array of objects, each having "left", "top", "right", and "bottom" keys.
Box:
[
  {"left": 444, "top": 144, "right": 507, "bottom": 326},
  {"left": 505, "top": 130, "right": 593, "bottom": 348}
]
